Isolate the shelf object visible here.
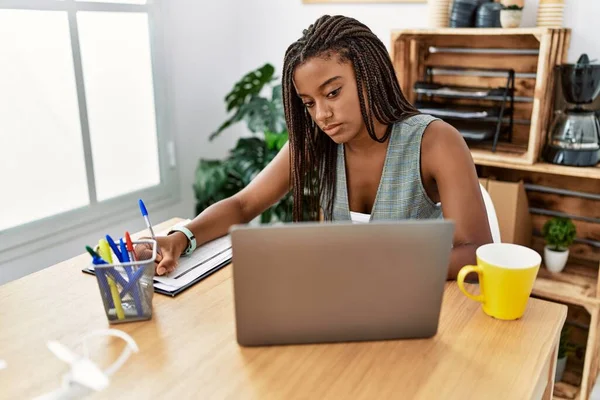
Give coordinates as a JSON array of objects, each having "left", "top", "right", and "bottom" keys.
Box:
[
  {"left": 533, "top": 262, "right": 599, "bottom": 312},
  {"left": 533, "top": 263, "right": 600, "bottom": 400},
  {"left": 391, "top": 27, "right": 571, "bottom": 165},
  {"left": 416, "top": 65, "right": 516, "bottom": 151},
  {"left": 416, "top": 100, "right": 515, "bottom": 142},
  {"left": 556, "top": 366, "right": 583, "bottom": 399},
  {"left": 416, "top": 101, "right": 508, "bottom": 120},
  {"left": 554, "top": 382, "right": 580, "bottom": 399},
  {"left": 414, "top": 81, "right": 519, "bottom": 102},
  {"left": 474, "top": 158, "right": 600, "bottom": 179}
]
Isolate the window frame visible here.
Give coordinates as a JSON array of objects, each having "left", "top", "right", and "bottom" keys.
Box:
[{"left": 0, "top": 0, "right": 179, "bottom": 264}]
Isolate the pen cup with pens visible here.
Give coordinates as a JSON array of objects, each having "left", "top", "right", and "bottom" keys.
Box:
[{"left": 92, "top": 238, "right": 157, "bottom": 324}]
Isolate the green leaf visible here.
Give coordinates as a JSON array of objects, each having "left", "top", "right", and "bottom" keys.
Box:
[
  {"left": 197, "top": 64, "right": 294, "bottom": 223},
  {"left": 193, "top": 159, "right": 229, "bottom": 213},
  {"left": 228, "top": 137, "right": 267, "bottom": 185},
  {"left": 542, "top": 217, "right": 577, "bottom": 250},
  {"left": 209, "top": 107, "right": 245, "bottom": 141},
  {"left": 264, "top": 131, "right": 279, "bottom": 150},
  {"left": 209, "top": 63, "right": 276, "bottom": 141},
  {"left": 261, "top": 208, "right": 273, "bottom": 224},
  {"left": 272, "top": 84, "right": 284, "bottom": 118},
  {"left": 239, "top": 97, "right": 287, "bottom": 134},
  {"left": 276, "top": 131, "right": 289, "bottom": 149},
  {"left": 226, "top": 63, "right": 275, "bottom": 112}
]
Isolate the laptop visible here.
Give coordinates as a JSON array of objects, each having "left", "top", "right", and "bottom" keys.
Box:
[{"left": 230, "top": 219, "right": 455, "bottom": 346}]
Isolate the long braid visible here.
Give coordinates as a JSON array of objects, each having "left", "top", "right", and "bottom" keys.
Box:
[{"left": 282, "top": 15, "right": 418, "bottom": 222}]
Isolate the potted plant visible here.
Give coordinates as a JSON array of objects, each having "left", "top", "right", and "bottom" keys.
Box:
[
  {"left": 556, "top": 325, "right": 576, "bottom": 382},
  {"left": 193, "top": 63, "right": 293, "bottom": 223},
  {"left": 500, "top": 4, "right": 524, "bottom": 28},
  {"left": 542, "top": 217, "right": 576, "bottom": 273}
]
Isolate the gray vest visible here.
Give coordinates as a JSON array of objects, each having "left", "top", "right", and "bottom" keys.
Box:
[{"left": 330, "top": 114, "right": 443, "bottom": 221}]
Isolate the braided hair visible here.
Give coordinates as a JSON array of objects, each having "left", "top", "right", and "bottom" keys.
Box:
[{"left": 282, "top": 15, "right": 418, "bottom": 222}]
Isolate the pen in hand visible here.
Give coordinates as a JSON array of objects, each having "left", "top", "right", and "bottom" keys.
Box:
[{"left": 138, "top": 199, "right": 164, "bottom": 274}]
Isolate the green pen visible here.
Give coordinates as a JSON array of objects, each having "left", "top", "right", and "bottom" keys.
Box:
[{"left": 86, "top": 246, "right": 104, "bottom": 262}]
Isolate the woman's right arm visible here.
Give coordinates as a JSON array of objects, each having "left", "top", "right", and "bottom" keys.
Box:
[{"left": 148, "top": 142, "right": 291, "bottom": 275}]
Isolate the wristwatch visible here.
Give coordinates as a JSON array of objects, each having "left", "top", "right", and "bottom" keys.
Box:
[{"left": 167, "top": 226, "right": 197, "bottom": 256}]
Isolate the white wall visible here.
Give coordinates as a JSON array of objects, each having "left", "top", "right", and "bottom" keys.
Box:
[
  {"left": 523, "top": 0, "right": 600, "bottom": 63},
  {"left": 2, "top": 0, "right": 598, "bottom": 284},
  {"left": 161, "top": 0, "right": 246, "bottom": 214},
  {"left": 237, "top": 0, "right": 599, "bottom": 82},
  {"left": 237, "top": 1, "right": 427, "bottom": 75}
]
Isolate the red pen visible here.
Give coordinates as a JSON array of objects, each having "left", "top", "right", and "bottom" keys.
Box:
[{"left": 125, "top": 231, "right": 138, "bottom": 262}]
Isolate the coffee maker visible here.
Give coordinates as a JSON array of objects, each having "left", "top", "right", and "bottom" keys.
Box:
[{"left": 543, "top": 54, "right": 600, "bottom": 167}]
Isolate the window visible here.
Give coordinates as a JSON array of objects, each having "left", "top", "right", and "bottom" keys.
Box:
[{"left": 0, "top": 0, "right": 177, "bottom": 262}]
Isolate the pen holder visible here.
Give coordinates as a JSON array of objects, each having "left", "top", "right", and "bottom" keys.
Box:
[{"left": 93, "top": 239, "right": 157, "bottom": 324}]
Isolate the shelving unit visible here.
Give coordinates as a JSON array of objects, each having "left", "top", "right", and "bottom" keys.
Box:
[
  {"left": 479, "top": 164, "right": 600, "bottom": 400},
  {"left": 390, "top": 27, "right": 598, "bottom": 400}
]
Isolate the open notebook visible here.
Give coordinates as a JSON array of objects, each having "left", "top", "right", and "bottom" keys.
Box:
[{"left": 82, "top": 220, "right": 232, "bottom": 297}]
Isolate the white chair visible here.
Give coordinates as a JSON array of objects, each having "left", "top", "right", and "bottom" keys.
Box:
[{"left": 480, "top": 183, "right": 502, "bottom": 243}]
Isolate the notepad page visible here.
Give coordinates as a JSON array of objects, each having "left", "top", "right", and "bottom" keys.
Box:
[
  {"left": 152, "top": 248, "right": 231, "bottom": 293},
  {"left": 152, "top": 221, "right": 232, "bottom": 289}
]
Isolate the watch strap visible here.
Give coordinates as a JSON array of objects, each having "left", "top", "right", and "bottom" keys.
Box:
[{"left": 168, "top": 226, "right": 197, "bottom": 256}]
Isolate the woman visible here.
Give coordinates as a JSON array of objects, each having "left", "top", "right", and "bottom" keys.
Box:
[{"left": 142, "top": 15, "right": 492, "bottom": 280}]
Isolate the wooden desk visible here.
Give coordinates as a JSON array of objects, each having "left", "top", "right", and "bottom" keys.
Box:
[{"left": 0, "top": 218, "right": 567, "bottom": 400}]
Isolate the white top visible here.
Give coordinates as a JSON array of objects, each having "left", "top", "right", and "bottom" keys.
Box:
[{"left": 350, "top": 211, "right": 371, "bottom": 224}]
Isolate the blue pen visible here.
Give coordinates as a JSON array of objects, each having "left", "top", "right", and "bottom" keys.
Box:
[
  {"left": 119, "top": 267, "right": 147, "bottom": 300},
  {"left": 120, "top": 238, "right": 130, "bottom": 264},
  {"left": 94, "top": 258, "right": 129, "bottom": 288},
  {"left": 120, "top": 238, "right": 131, "bottom": 276},
  {"left": 138, "top": 199, "right": 156, "bottom": 240},
  {"left": 120, "top": 238, "right": 143, "bottom": 316},
  {"left": 105, "top": 235, "right": 123, "bottom": 263},
  {"left": 92, "top": 256, "right": 114, "bottom": 309}
]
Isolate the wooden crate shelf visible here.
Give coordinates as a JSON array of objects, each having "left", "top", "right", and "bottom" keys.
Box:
[
  {"left": 392, "top": 27, "right": 599, "bottom": 400},
  {"left": 553, "top": 337, "right": 586, "bottom": 399},
  {"left": 554, "top": 381, "right": 580, "bottom": 400},
  {"left": 392, "top": 27, "right": 563, "bottom": 36},
  {"left": 533, "top": 262, "right": 600, "bottom": 311},
  {"left": 391, "top": 27, "right": 571, "bottom": 166},
  {"left": 475, "top": 162, "right": 599, "bottom": 399},
  {"left": 474, "top": 158, "right": 600, "bottom": 179}
]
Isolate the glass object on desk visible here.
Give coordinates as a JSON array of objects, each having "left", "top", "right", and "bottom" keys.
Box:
[
  {"left": 77, "top": 11, "right": 160, "bottom": 202},
  {"left": 0, "top": 10, "right": 89, "bottom": 232}
]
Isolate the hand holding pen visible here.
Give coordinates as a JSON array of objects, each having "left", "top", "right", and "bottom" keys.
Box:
[
  {"left": 135, "top": 199, "right": 187, "bottom": 276},
  {"left": 133, "top": 235, "right": 186, "bottom": 276}
]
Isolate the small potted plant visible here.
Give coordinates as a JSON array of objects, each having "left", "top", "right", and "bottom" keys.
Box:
[
  {"left": 556, "top": 325, "right": 576, "bottom": 382},
  {"left": 542, "top": 217, "right": 576, "bottom": 273},
  {"left": 500, "top": 4, "right": 524, "bottom": 28}
]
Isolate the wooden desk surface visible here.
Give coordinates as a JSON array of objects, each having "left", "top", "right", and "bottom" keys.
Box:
[{"left": 0, "top": 218, "right": 567, "bottom": 400}]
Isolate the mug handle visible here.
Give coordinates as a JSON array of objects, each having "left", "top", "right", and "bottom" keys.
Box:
[{"left": 457, "top": 265, "right": 484, "bottom": 303}]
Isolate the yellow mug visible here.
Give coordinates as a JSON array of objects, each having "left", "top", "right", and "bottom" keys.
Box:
[{"left": 457, "top": 243, "right": 541, "bottom": 320}]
